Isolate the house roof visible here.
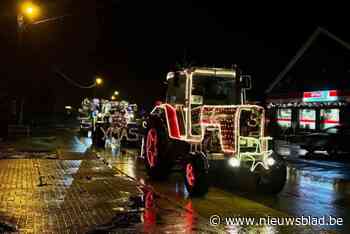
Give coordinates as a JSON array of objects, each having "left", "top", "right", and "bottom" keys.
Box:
[{"left": 265, "top": 27, "right": 350, "bottom": 94}]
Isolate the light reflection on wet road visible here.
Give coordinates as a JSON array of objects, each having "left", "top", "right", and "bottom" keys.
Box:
[{"left": 74, "top": 135, "right": 349, "bottom": 233}]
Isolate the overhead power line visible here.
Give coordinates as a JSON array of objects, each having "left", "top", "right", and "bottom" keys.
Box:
[{"left": 52, "top": 66, "right": 96, "bottom": 89}]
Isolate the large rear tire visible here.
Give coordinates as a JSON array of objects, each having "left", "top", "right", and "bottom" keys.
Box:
[
  {"left": 184, "top": 153, "right": 209, "bottom": 197},
  {"left": 144, "top": 119, "right": 172, "bottom": 180}
]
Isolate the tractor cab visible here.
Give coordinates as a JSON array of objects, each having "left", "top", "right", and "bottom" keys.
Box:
[
  {"left": 165, "top": 68, "right": 256, "bottom": 138},
  {"left": 166, "top": 67, "right": 251, "bottom": 104}
]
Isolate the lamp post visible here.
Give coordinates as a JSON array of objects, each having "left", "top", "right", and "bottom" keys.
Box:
[
  {"left": 16, "top": 2, "right": 70, "bottom": 124},
  {"left": 17, "top": 2, "right": 42, "bottom": 55},
  {"left": 17, "top": 2, "right": 40, "bottom": 125},
  {"left": 95, "top": 78, "right": 103, "bottom": 86},
  {"left": 93, "top": 77, "right": 103, "bottom": 98}
]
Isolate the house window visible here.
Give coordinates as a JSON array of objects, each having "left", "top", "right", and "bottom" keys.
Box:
[
  {"left": 277, "top": 109, "right": 291, "bottom": 128},
  {"left": 320, "top": 109, "right": 339, "bottom": 129},
  {"left": 299, "top": 109, "right": 316, "bottom": 130}
]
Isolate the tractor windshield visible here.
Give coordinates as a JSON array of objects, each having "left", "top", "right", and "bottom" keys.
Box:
[{"left": 191, "top": 75, "right": 238, "bottom": 105}]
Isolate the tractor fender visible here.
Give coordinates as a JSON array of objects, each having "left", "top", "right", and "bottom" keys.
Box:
[
  {"left": 146, "top": 112, "right": 168, "bottom": 134},
  {"left": 146, "top": 110, "right": 192, "bottom": 161},
  {"left": 149, "top": 104, "right": 181, "bottom": 139}
]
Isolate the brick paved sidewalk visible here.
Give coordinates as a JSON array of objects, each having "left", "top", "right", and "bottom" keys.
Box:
[
  {"left": 0, "top": 158, "right": 143, "bottom": 234},
  {"left": 0, "top": 156, "right": 218, "bottom": 234},
  {"left": 0, "top": 130, "right": 220, "bottom": 234}
]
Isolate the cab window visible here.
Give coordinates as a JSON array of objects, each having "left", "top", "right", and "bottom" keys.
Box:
[{"left": 166, "top": 73, "right": 186, "bottom": 104}]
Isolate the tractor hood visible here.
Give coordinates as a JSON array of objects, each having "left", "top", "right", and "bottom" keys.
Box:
[{"left": 190, "top": 105, "right": 264, "bottom": 153}]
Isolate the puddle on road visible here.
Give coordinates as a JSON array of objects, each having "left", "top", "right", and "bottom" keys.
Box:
[
  {"left": 72, "top": 136, "right": 92, "bottom": 153},
  {"left": 275, "top": 142, "right": 350, "bottom": 195},
  {"left": 64, "top": 161, "right": 82, "bottom": 174},
  {"left": 87, "top": 188, "right": 213, "bottom": 234}
]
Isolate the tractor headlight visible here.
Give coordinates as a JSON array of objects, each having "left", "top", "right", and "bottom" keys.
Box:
[
  {"left": 266, "top": 157, "right": 276, "bottom": 166},
  {"left": 228, "top": 157, "right": 240, "bottom": 168}
]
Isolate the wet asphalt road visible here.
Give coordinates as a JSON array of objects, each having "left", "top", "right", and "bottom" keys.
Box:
[
  {"left": 4, "top": 129, "right": 349, "bottom": 233},
  {"left": 72, "top": 134, "right": 350, "bottom": 233}
]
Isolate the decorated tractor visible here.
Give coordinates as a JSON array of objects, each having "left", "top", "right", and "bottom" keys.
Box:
[
  {"left": 78, "top": 98, "right": 94, "bottom": 134},
  {"left": 78, "top": 98, "right": 141, "bottom": 148},
  {"left": 141, "top": 67, "right": 286, "bottom": 196}
]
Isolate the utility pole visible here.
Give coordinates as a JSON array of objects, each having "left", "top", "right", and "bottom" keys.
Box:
[
  {"left": 16, "top": 2, "right": 70, "bottom": 125},
  {"left": 17, "top": 9, "right": 26, "bottom": 125}
]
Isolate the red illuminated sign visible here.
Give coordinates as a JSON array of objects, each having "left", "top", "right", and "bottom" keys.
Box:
[{"left": 303, "top": 90, "right": 338, "bottom": 102}]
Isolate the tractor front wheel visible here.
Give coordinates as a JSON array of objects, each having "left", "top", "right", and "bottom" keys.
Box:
[
  {"left": 184, "top": 154, "right": 209, "bottom": 197},
  {"left": 255, "top": 155, "right": 287, "bottom": 194}
]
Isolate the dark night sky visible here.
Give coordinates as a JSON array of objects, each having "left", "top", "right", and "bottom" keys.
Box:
[{"left": 1, "top": 1, "right": 350, "bottom": 113}]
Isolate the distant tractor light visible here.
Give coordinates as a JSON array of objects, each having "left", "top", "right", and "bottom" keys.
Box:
[
  {"left": 65, "top": 106, "right": 72, "bottom": 110},
  {"left": 266, "top": 157, "right": 276, "bottom": 167},
  {"left": 111, "top": 95, "right": 116, "bottom": 100},
  {"left": 114, "top": 91, "right": 119, "bottom": 95},
  {"left": 228, "top": 157, "right": 240, "bottom": 168}
]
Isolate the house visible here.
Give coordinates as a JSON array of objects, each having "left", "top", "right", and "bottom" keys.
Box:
[{"left": 265, "top": 27, "right": 350, "bottom": 133}]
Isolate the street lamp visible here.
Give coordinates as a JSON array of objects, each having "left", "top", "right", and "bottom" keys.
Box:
[
  {"left": 18, "top": 2, "right": 70, "bottom": 33},
  {"left": 95, "top": 77, "right": 103, "bottom": 86},
  {"left": 16, "top": 2, "right": 41, "bottom": 125},
  {"left": 111, "top": 95, "right": 116, "bottom": 100},
  {"left": 26, "top": 7, "right": 33, "bottom": 14},
  {"left": 18, "top": 2, "right": 40, "bottom": 33},
  {"left": 16, "top": 2, "right": 70, "bottom": 125},
  {"left": 114, "top": 91, "right": 119, "bottom": 96},
  {"left": 20, "top": 2, "right": 40, "bottom": 21},
  {"left": 93, "top": 77, "right": 103, "bottom": 98}
]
